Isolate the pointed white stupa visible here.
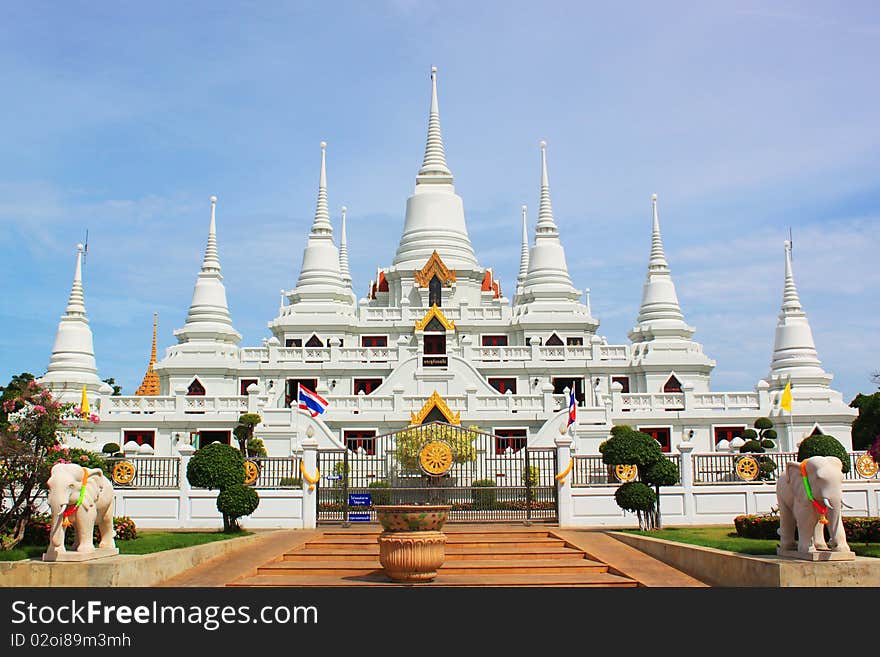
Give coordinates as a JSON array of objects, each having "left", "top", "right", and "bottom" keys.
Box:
[
  {"left": 339, "top": 205, "right": 352, "bottom": 288},
  {"left": 173, "top": 196, "right": 241, "bottom": 345},
  {"left": 392, "top": 67, "right": 478, "bottom": 270},
  {"left": 514, "top": 204, "right": 530, "bottom": 300},
  {"left": 765, "top": 240, "right": 831, "bottom": 389},
  {"left": 40, "top": 244, "right": 112, "bottom": 398},
  {"left": 628, "top": 194, "right": 695, "bottom": 342},
  {"left": 287, "top": 142, "right": 351, "bottom": 308},
  {"left": 518, "top": 142, "right": 582, "bottom": 305}
]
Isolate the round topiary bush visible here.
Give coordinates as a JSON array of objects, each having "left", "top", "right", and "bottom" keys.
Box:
[
  {"left": 186, "top": 442, "right": 246, "bottom": 490},
  {"left": 614, "top": 481, "right": 656, "bottom": 512},
  {"left": 101, "top": 442, "right": 121, "bottom": 455},
  {"left": 472, "top": 479, "right": 497, "bottom": 509},
  {"left": 740, "top": 439, "right": 765, "bottom": 453},
  {"left": 754, "top": 417, "right": 773, "bottom": 431},
  {"left": 216, "top": 483, "right": 260, "bottom": 531},
  {"left": 644, "top": 458, "right": 679, "bottom": 487},
  {"left": 741, "top": 429, "right": 758, "bottom": 441},
  {"left": 600, "top": 426, "right": 662, "bottom": 468},
  {"left": 797, "top": 434, "right": 851, "bottom": 474}
]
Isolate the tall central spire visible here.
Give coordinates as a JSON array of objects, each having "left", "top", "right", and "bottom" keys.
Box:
[
  {"left": 629, "top": 194, "right": 694, "bottom": 342},
  {"left": 173, "top": 196, "right": 241, "bottom": 345},
  {"left": 393, "top": 67, "right": 478, "bottom": 269},
  {"left": 416, "top": 66, "right": 453, "bottom": 186},
  {"left": 536, "top": 142, "right": 557, "bottom": 236}
]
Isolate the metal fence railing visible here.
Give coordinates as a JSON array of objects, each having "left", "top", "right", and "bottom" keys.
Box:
[
  {"left": 245, "top": 456, "right": 303, "bottom": 489},
  {"left": 571, "top": 454, "right": 682, "bottom": 487},
  {"left": 692, "top": 451, "right": 875, "bottom": 484},
  {"left": 106, "top": 457, "right": 180, "bottom": 489}
]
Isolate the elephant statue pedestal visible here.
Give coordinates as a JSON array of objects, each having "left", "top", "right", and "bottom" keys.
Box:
[
  {"left": 42, "top": 463, "right": 119, "bottom": 563},
  {"left": 775, "top": 456, "right": 855, "bottom": 562}
]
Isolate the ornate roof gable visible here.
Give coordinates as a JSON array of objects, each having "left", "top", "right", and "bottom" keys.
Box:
[
  {"left": 414, "top": 250, "right": 456, "bottom": 287},
  {"left": 414, "top": 305, "right": 455, "bottom": 331},
  {"left": 410, "top": 390, "right": 461, "bottom": 425}
]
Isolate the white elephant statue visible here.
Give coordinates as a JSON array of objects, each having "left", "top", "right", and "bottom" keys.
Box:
[
  {"left": 776, "top": 455, "right": 851, "bottom": 556},
  {"left": 44, "top": 462, "right": 116, "bottom": 560}
]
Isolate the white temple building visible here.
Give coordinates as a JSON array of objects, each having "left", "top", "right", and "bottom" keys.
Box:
[{"left": 40, "top": 67, "right": 858, "bottom": 462}]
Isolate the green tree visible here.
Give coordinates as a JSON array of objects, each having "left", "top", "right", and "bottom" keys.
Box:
[
  {"left": 233, "top": 413, "right": 262, "bottom": 455},
  {"left": 600, "top": 425, "right": 678, "bottom": 530},
  {"left": 739, "top": 417, "right": 777, "bottom": 480},
  {"left": 850, "top": 392, "right": 880, "bottom": 451},
  {"left": 797, "top": 434, "right": 851, "bottom": 474},
  {"left": 102, "top": 378, "right": 122, "bottom": 396},
  {"left": 186, "top": 442, "right": 260, "bottom": 531}
]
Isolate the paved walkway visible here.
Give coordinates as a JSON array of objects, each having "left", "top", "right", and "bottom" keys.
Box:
[{"left": 160, "top": 526, "right": 707, "bottom": 587}]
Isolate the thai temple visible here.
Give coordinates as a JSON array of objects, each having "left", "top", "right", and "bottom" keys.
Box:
[{"left": 39, "top": 67, "right": 858, "bottom": 461}]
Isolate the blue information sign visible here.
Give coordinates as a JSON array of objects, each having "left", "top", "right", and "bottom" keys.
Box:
[
  {"left": 349, "top": 512, "right": 371, "bottom": 522},
  {"left": 348, "top": 493, "right": 372, "bottom": 507}
]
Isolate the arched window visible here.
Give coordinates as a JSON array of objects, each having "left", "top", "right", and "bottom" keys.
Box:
[
  {"left": 663, "top": 375, "right": 682, "bottom": 393},
  {"left": 428, "top": 275, "right": 442, "bottom": 307},
  {"left": 187, "top": 379, "right": 205, "bottom": 396}
]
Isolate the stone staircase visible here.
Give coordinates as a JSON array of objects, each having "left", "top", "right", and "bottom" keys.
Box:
[{"left": 229, "top": 526, "right": 640, "bottom": 587}]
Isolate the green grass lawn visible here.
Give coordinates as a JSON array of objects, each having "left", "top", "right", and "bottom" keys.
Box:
[
  {"left": 0, "top": 530, "right": 251, "bottom": 562},
  {"left": 622, "top": 526, "right": 880, "bottom": 558}
]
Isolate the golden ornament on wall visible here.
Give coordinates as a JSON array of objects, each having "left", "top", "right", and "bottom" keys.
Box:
[
  {"left": 111, "top": 460, "right": 136, "bottom": 485},
  {"left": 244, "top": 460, "right": 260, "bottom": 486},
  {"left": 735, "top": 456, "right": 759, "bottom": 481},
  {"left": 855, "top": 453, "right": 878, "bottom": 479},
  {"left": 419, "top": 440, "right": 454, "bottom": 476},
  {"left": 614, "top": 464, "right": 638, "bottom": 482}
]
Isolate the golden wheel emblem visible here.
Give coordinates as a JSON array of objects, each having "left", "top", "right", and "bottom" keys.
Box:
[
  {"left": 244, "top": 460, "right": 260, "bottom": 486},
  {"left": 735, "top": 456, "right": 760, "bottom": 481},
  {"left": 112, "top": 460, "right": 136, "bottom": 485},
  {"left": 419, "top": 440, "right": 454, "bottom": 476},
  {"left": 615, "top": 464, "right": 638, "bottom": 482},
  {"left": 855, "top": 454, "right": 878, "bottom": 479}
]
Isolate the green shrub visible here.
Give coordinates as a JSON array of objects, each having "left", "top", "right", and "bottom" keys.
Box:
[
  {"left": 246, "top": 437, "right": 267, "bottom": 457},
  {"left": 522, "top": 465, "right": 539, "bottom": 488},
  {"left": 368, "top": 481, "right": 392, "bottom": 505},
  {"left": 797, "top": 434, "right": 851, "bottom": 474},
  {"left": 844, "top": 517, "right": 880, "bottom": 543},
  {"left": 600, "top": 426, "right": 662, "bottom": 468},
  {"left": 754, "top": 417, "right": 773, "bottom": 431},
  {"left": 216, "top": 483, "right": 260, "bottom": 531},
  {"left": 614, "top": 482, "right": 656, "bottom": 512},
  {"left": 105, "top": 516, "right": 138, "bottom": 541},
  {"left": 186, "top": 442, "right": 245, "bottom": 490},
  {"left": 740, "top": 439, "right": 764, "bottom": 453},
  {"left": 643, "top": 458, "right": 679, "bottom": 487},
  {"left": 279, "top": 477, "right": 302, "bottom": 488},
  {"left": 741, "top": 429, "right": 758, "bottom": 441},
  {"left": 472, "top": 479, "right": 497, "bottom": 509},
  {"left": 43, "top": 447, "right": 109, "bottom": 482},
  {"left": 25, "top": 514, "right": 137, "bottom": 544},
  {"left": 101, "top": 442, "right": 121, "bottom": 455},
  {"left": 761, "top": 440, "right": 775, "bottom": 449}
]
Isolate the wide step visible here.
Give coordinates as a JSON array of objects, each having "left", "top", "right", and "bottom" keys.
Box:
[{"left": 230, "top": 571, "right": 638, "bottom": 588}]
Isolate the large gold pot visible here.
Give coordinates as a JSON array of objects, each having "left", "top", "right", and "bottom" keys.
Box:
[{"left": 374, "top": 504, "right": 451, "bottom": 582}]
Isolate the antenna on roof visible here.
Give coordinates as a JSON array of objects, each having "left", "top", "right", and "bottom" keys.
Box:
[
  {"left": 788, "top": 226, "right": 793, "bottom": 261},
  {"left": 82, "top": 229, "right": 89, "bottom": 267}
]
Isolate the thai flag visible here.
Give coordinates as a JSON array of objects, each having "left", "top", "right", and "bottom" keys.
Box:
[
  {"left": 297, "top": 384, "right": 328, "bottom": 417},
  {"left": 567, "top": 384, "right": 577, "bottom": 427}
]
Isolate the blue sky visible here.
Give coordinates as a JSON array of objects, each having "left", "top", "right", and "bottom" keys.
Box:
[{"left": 1, "top": 2, "right": 878, "bottom": 402}]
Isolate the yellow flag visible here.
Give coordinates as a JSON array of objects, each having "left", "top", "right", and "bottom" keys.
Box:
[
  {"left": 779, "top": 381, "right": 792, "bottom": 412},
  {"left": 80, "top": 385, "right": 90, "bottom": 416}
]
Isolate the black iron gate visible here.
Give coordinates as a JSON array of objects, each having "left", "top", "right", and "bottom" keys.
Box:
[{"left": 317, "top": 422, "right": 557, "bottom": 523}]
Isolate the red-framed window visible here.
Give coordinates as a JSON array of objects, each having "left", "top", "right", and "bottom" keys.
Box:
[
  {"left": 481, "top": 335, "right": 508, "bottom": 347},
  {"left": 552, "top": 378, "right": 585, "bottom": 405},
  {"left": 123, "top": 430, "right": 155, "bottom": 447},
  {"left": 197, "top": 430, "right": 231, "bottom": 448},
  {"left": 494, "top": 429, "right": 527, "bottom": 454},
  {"left": 424, "top": 335, "right": 446, "bottom": 355},
  {"left": 354, "top": 379, "right": 383, "bottom": 395},
  {"left": 611, "top": 376, "right": 630, "bottom": 393},
  {"left": 639, "top": 427, "right": 671, "bottom": 452},
  {"left": 239, "top": 379, "right": 258, "bottom": 395},
  {"left": 285, "top": 378, "right": 318, "bottom": 408},
  {"left": 714, "top": 426, "right": 745, "bottom": 444},
  {"left": 489, "top": 378, "right": 517, "bottom": 394},
  {"left": 345, "top": 430, "right": 376, "bottom": 455},
  {"left": 663, "top": 375, "right": 682, "bottom": 393},
  {"left": 361, "top": 335, "right": 388, "bottom": 348}
]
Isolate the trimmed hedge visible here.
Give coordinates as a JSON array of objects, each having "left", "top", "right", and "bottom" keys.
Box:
[
  {"left": 734, "top": 514, "right": 880, "bottom": 542},
  {"left": 472, "top": 479, "right": 496, "bottom": 509},
  {"left": 797, "top": 434, "right": 851, "bottom": 474}
]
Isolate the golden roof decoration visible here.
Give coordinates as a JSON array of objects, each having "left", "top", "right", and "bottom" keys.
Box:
[
  {"left": 410, "top": 390, "right": 461, "bottom": 425},
  {"left": 414, "top": 305, "right": 455, "bottom": 331},
  {"left": 413, "top": 250, "right": 456, "bottom": 287},
  {"left": 135, "top": 313, "right": 161, "bottom": 396}
]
